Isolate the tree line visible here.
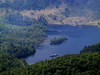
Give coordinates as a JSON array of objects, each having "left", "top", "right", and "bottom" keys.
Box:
[
  {"left": 0, "top": 22, "right": 47, "bottom": 58},
  {"left": 0, "top": 42, "right": 100, "bottom": 75}
]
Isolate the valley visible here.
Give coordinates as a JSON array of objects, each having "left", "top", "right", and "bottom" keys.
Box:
[
  {"left": 25, "top": 25, "right": 100, "bottom": 65},
  {"left": 0, "top": 0, "right": 100, "bottom": 75}
]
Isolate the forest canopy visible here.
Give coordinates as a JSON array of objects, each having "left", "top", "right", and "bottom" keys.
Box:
[{"left": 0, "top": 22, "right": 47, "bottom": 58}]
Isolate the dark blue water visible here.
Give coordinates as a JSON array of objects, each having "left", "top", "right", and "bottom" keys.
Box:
[{"left": 25, "top": 25, "right": 100, "bottom": 65}]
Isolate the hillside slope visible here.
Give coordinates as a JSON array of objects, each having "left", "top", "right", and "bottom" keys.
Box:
[
  {"left": 0, "top": 53, "right": 27, "bottom": 73},
  {"left": 1, "top": 52, "right": 100, "bottom": 75},
  {"left": 0, "top": 0, "right": 100, "bottom": 25}
]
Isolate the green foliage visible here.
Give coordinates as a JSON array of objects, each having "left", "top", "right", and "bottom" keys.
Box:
[
  {"left": 50, "top": 36, "right": 68, "bottom": 45},
  {"left": 3, "top": 13, "right": 48, "bottom": 26},
  {"left": 0, "top": 0, "right": 61, "bottom": 10},
  {"left": 81, "top": 43, "right": 100, "bottom": 53},
  {"left": 0, "top": 0, "right": 100, "bottom": 19},
  {"left": 38, "top": 16, "right": 48, "bottom": 25},
  {"left": 0, "top": 23, "right": 47, "bottom": 58},
  {"left": 4, "top": 13, "right": 38, "bottom": 26},
  {"left": 0, "top": 1, "right": 100, "bottom": 74},
  {"left": 1, "top": 52, "right": 100, "bottom": 75},
  {"left": 0, "top": 53, "right": 27, "bottom": 73}
]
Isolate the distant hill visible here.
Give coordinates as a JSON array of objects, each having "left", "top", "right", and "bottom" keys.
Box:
[{"left": 0, "top": 0, "right": 100, "bottom": 25}]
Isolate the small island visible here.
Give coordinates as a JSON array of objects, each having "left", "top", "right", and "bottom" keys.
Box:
[{"left": 50, "top": 36, "right": 68, "bottom": 45}]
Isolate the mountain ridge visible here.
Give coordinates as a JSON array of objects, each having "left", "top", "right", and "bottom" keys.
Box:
[{"left": 0, "top": 0, "right": 100, "bottom": 25}]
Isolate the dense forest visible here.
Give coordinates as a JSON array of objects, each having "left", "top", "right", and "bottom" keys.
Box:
[
  {"left": 81, "top": 43, "right": 100, "bottom": 53},
  {"left": 0, "top": 53, "right": 27, "bottom": 73},
  {"left": 0, "top": 21, "right": 47, "bottom": 58},
  {"left": 5, "top": 13, "right": 38, "bottom": 26},
  {"left": 0, "top": 52, "right": 100, "bottom": 75},
  {"left": 0, "top": 42, "right": 99, "bottom": 75},
  {"left": 0, "top": 0, "right": 62, "bottom": 10},
  {"left": 50, "top": 36, "right": 68, "bottom": 45},
  {"left": 4, "top": 13, "right": 48, "bottom": 26},
  {"left": 0, "top": 0, "right": 100, "bottom": 75},
  {"left": 0, "top": 0, "right": 100, "bottom": 11}
]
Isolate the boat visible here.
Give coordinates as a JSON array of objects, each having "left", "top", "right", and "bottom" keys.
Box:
[{"left": 50, "top": 54, "right": 58, "bottom": 57}]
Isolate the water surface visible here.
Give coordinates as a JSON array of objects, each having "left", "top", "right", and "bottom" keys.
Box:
[{"left": 25, "top": 25, "right": 100, "bottom": 65}]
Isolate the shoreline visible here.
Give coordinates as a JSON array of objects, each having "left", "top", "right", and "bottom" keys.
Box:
[{"left": 48, "top": 24, "right": 100, "bottom": 27}]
